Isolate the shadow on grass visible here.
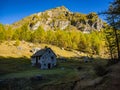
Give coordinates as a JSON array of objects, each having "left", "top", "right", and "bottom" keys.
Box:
[
  {"left": 57, "top": 56, "right": 109, "bottom": 65},
  {"left": 0, "top": 56, "right": 111, "bottom": 90},
  {"left": 0, "top": 56, "right": 110, "bottom": 75},
  {"left": 0, "top": 56, "right": 32, "bottom": 75}
]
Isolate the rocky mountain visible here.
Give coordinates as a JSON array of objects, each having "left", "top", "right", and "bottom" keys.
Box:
[{"left": 12, "top": 6, "right": 105, "bottom": 33}]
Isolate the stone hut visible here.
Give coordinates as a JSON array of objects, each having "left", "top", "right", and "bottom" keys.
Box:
[{"left": 31, "top": 48, "right": 57, "bottom": 69}]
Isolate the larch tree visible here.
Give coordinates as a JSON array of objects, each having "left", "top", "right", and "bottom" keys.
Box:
[{"left": 103, "top": 0, "right": 120, "bottom": 60}]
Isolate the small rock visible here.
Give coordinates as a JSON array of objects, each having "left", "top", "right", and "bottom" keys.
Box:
[
  {"left": 30, "top": 75, "right": 43, "bottom": 81},
  {"left": 17, "top": 46, "right": 22, "bottom": 50},
  {"left": 61, "top": 67, "right": 65, "bottom": 70}
]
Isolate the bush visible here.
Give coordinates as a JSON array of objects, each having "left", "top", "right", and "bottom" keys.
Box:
[
  {"left": 93, "top": 63, "right": 106, "bottom": 76},
  {"left": 77, "top": 66, "right": 82, "bottom": 71},
  {"left": 14, "top": 40, "right": 20, "bottom": 46},
  {"left": 107, "top": 59, "right": 119, "bottom": 66}
]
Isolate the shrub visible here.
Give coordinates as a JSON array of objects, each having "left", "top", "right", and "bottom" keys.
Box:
[
  {"left": 107, "top": 59, "right": 119, "bottom": 66},
  {"left": 93, "top": 63, "right": 106, "bottom": 76},
  {"left": 14, "top": 40, "right": 20, "bottom": 46}
]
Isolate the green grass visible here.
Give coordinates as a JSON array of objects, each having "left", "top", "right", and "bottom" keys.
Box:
[
  {"left": 0, "top": 56, "right": 108, "bottom": 88},
  {"left": 0, "top": 56, "right": 34, "bottom": 75},
  {"left": 0, "top": 68, "right": 74, "bottom": 79}
]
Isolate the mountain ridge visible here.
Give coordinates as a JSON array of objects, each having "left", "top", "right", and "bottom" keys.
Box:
[{"left": 12, "top": 6, "right": 105, "bottom": 33}]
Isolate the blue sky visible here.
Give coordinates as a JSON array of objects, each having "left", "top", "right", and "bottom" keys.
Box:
[{"left": 0, "top": 0, "right": 113, "bottom": 24}]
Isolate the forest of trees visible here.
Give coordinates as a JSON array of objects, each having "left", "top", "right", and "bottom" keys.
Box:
[
  {"left": 103, "top": 0, "right": 120, "bottom": 60},
  {"left": 0, "top": 23, "right": 105, "bottom": 55}
]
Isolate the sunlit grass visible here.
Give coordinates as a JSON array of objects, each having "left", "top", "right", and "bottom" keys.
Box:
[{"left": 0, "top": 41, "right": 79, "bottom": 58}]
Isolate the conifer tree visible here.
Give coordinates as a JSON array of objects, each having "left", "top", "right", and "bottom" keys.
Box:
[{"left": 103, "top": 0, "right": 120, "bottom": 60}]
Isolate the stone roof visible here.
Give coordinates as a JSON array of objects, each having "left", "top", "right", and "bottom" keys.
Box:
[{"left": 31, "top": 48, "right": 56, "bottom": 57}]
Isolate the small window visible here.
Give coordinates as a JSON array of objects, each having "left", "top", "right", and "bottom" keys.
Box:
[
  {"left": 51, "top": 56, "right": 54, "bottom": 60},
  {"left": 52, "top": 64, "right": 54, "bottom": 66},
  {"left": 44, "top": 64, "right": 46, "bottom": 66}
]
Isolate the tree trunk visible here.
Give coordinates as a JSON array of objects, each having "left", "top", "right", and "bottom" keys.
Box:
[
  {"left": 112, "top": 15, "right": 120, "bottom": 60},
  {"left": 114, "top": 27, "right": 120, "bottom": 60}
]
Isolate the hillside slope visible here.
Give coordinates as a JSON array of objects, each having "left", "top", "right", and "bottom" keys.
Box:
[
  {"left": 12, "top": 6, "right": 105, "bottom": 33},
  {"left": 0, "top": 41, "right": 80, "bottom": 58}
]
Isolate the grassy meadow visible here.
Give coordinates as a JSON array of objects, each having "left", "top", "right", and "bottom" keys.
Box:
[
  {"left": 0, "top": 41, "right": 108, "bottom": 89},
  {"left": 0, "top": 56, "right": 107, "bottom": 84}
]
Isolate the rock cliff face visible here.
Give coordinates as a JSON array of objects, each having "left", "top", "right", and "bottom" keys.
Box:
[{"left": 13, "top": 6, "right": 105, "bottom": 33}]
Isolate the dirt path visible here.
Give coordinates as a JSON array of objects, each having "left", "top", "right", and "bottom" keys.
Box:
[
  {"left": 105, "top": 62, "right": 120, "bottom": 90},
  {"left": 91, "top": 62, "right": 120, "bottom": 90},
  {"left": 81, "top": 62, "right": 120, "bottom": 90}
]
